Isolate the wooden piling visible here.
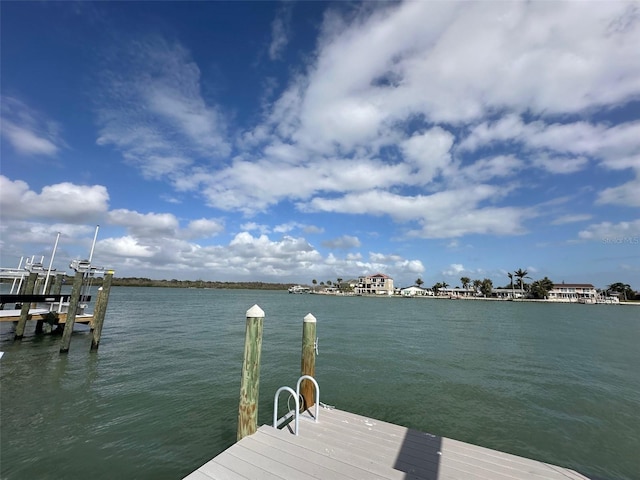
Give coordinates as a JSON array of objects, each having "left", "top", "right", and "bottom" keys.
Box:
[
  {"left": 300, "top": 313, "right": 317, "bottom": 411},
  {"left": 237, "top": 304, "right": 265, "bottom": 441},
  {"left": 59, "top": 271, "right": 84, "bottom": 354},
  {"left": 90, "top": 270, "right": 114, "bottom": 350},
  {"left": 14, "top": 272, "right": 38, "bottom": 340},
  {"left": 53, "top": 274, "right": 64, "bottom": 295}
]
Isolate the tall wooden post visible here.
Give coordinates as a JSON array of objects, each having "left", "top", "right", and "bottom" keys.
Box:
[
  {"left": 60, "top": 271, "right": 84, "bottom": 354},
  {"left": 53, "top": 274, "right": 64, "bottom": 295},
  {"left": 237, "top": 304, "right": 265, "bottom": 441},
  {"left": 90, "top": 271, "right": 114, "bottom": 350},
  {"left": 300, "top": 313, "right": 317, "bottom": 411},
  {"left": 15, "top": 272, "right": 38, "bottom": 340}
]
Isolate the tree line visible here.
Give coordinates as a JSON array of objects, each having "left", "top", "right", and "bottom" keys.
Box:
[{"left": 20, "top": 276, "right": 291, "bottom": 290}]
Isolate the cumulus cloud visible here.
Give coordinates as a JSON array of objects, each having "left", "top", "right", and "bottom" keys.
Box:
[
  {"left": 84, "top": 2, "right": 640, "bottom": 247},
  {"left": 0, "top": 176, "right": 109, "bottom": 222}
]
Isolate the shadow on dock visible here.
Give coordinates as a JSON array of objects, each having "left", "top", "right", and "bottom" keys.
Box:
[{"left": 393, "top": 428, "right": 442, "bottom": 479}]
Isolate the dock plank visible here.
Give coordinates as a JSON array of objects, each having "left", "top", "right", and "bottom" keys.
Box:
[
  {"left": 183, "top": 407, "right": 593, "bottom": 480},
  {"left": 256, "top": 426, "right": 405, "bottom": 480}
]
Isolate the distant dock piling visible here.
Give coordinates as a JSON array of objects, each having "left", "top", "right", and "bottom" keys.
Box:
[
  {"left": 15, "top": 272, "right": 38, "bottom": 340},
  {"left": 53, "top": 274, "right": 63, "bottom": 295},
  {"left": 59, "top": 271, "right": 84, "bottom": 354},
  {"left": 300, "top": 313, "right": 317, "bottom": 411},
  {"left": 237, "top": 305, "right": 265, "bottom": 441},
  {"left": 90, "top": 270, "right": 114, "bottom": 350}
]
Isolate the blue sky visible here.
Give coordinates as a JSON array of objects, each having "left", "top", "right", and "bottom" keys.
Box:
[{"left": 1, "top": 1, "right": 639, "bottom": 289}]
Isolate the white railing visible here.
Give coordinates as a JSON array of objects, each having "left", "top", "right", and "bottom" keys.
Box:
[{"left": 272, "top": 375, "right": 320, "bottom": 435}]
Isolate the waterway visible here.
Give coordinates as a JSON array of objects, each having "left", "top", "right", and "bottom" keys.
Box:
[{"left": 1, "top": 288, "right": 639, "bottom": 479}]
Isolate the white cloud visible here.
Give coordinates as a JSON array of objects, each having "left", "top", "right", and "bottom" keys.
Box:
[
  {"left": 185, "top": 218, "right": 224, "bottom": 239},
  {"left": 269, "top": 3, "right": 293, "bottom": 60},
  {"left": 534, "top": 154, "right": 589, "bottom": 174},
  {"left": 596, "top": 176, "right": 640, "bottom": 207},
  {"left": 459, "top": 155, "right": 524, "bottom": 183},
  {"left": 578, "top": 220, "right": 640, "bottom": 241},
  {"left": 401, "top": 127, "right": 454, "bottom": 182},
  {"left": 321, "top": 235, "right": 361, "bottom": 250},
  {"left": 551, "top": 214, "right": 592, "bottom": 225},
  {"left": 0, "top": 97, "right": 63, "bottom": 156},
  {"left": 305, "top": 186, "right": 528, "bottom": 238},
  {"left": 98, "top": 235, "right": 156, "bottom": 258},
  {"left": 0, "top": 176, "right": 109, "bottom": 222},
  {"left": 96, "top": 37, "right": 230, "bottom": 179},
  {"left": 443, "top": 263, "right": 465, "bottom": 276},
  {"left": 107, "top": 209, "right": 179, "bottom": 237}
]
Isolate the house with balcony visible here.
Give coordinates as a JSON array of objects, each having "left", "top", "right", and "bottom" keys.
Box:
[
  {"left": 355, "top": 273, "right": 394, "bottom": 295},
  {"left": 547, "top": 283, "right": 597, "bottom": 303}
]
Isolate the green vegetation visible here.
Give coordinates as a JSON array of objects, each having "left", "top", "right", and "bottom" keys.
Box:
[
  {"left": 514, "top": 268, "right": 530, "bottom": 291},
  {"left": 606, "top": 282, "right": 636, "bottom": 301},
  {"left": 85, "top": 277, "right": 292, "bottom": 290},
  {"left": 529, "top": 276, "right": 554, "bottom": 299},
  {"left": 480, "top": 278, "right": 493, "bottom": 297}
]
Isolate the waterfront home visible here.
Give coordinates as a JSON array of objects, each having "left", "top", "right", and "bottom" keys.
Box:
[
  {"left": 438, "top": 287, "right": 476, "bottom": 297},
  {"left": 493, "top": 288, "right": 526, "bottom": 299},
  {"left": 355, "top": 273, "right": 394, "bottom": 295},
  {"left": 400, "top": 285, "right": 432, "bottom": 297},
  {"left": 547, "top": 283, "right": 597, "bottom": 302}
]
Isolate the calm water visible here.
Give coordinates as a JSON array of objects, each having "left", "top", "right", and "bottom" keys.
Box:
[{"left": 1, "top": 288, "right": 639, "bottom": 480}]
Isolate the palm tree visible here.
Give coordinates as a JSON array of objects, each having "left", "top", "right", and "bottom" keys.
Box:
[
  {"left": 336, "top": 277, "right": 343, "bottom": 289},
  {"left": 480, "top": 278, "right": 493, "bottom": 297},
  {"left": 514, "top": 269, "right": 529, "bottom": 292},
  {"left": 312, "top": 279, "right": 317, "bottom": 291},
  {"left": 460, "top": 277, "right": 470, "bottom": 290},
  {"left": 416, "top": 278, "right": 424, "bottom": 287},
  {"left": 530, "top": 277, "right": 554, "bottom": 299},
  {"left": 507, "top": 272, "right": 514, "bottom": 298},
  {"left": 607, "top": 282, "right": 633, "bottom": 301}
]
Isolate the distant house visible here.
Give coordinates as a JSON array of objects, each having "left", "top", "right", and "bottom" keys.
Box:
[
  {"left": 355, "top": 273, "right": 394, "bottom": 295},
  {"left": 547, "top": 283, "right": 597, "bottom": 302},
  {"left": 400, "top": 285, "right": 432, "bottom": 297},
  {"left": 438, "top": 287, "right": 476, "bottom": 298},
  {"left": 493, "top": 288, "right": 526, "bottom": 299}
]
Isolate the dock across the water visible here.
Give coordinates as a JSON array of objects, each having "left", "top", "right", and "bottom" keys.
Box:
[
  {"left": 0, "top": 308, "right": 94, "bottom": 326},
  {"left": 184, "top": 406, "right": 591, "bottom": 480}
]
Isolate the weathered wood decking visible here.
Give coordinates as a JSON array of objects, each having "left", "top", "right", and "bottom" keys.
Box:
[{"left": 184, "top": 407, "right": 591, "bottom": 480}]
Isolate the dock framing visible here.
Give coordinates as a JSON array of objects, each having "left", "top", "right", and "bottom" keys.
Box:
[{"left": 184, "top": 406, "right": 591, "bottom": 480}]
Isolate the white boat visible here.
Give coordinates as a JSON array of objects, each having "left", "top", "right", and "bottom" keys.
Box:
[{"left": 288, "top": 285, "right": 310, "bottom": 294}]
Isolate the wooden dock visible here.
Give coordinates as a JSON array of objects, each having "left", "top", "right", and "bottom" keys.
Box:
[
  {"left": 0, "top": 308, "right": 94, "bottom": 326},
  {"left": 184, "top": 406, "right": 591, "bottom": 480}
]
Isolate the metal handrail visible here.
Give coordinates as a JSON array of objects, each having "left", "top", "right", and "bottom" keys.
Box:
[
  {"left": 272, "top": 375, "right": 321, "bottom": 436},
  {"left": 273, "top": 386, "right": 299, "bottom": 435},
  {"left": 296, "top": 375, "right": 320, "bottom": 423}
]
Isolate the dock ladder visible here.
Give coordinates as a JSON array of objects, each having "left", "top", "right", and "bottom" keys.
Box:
[{"left": 272, "top": 375, "right": 320, "bottom": 435}]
